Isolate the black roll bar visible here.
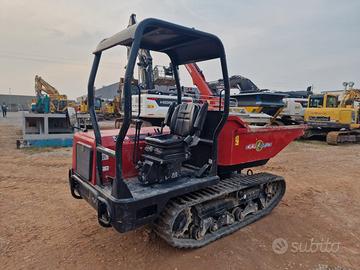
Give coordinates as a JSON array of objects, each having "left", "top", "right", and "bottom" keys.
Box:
[
  {"left": 111, "top": 29, "right": 142, "bottom": 199},
  {"left": 172, "top": 63, "right": 182, "bottom": 105},
  {"left": 86, "top": 18, "right": 230, "bottom": 200},
  {"left": 88, "top": 53, "right": 104, "bottom": 186},
  {"left": 210, "top": 53, "right": 230, "bottom": 175}
]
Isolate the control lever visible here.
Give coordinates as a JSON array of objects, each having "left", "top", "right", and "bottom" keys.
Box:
[
  {"left": 132, "top": 118, "right": 143, "bottom": 164},
  {"left": 190, "top": 136, "right": 200, "bottom": 147},
  {"left": 195, "top": 163, "right": 210, "bottom": 178},
  {"left": 183, "top": 135, "right": 193, "bottom": 145},
  {"left": 184, "top": 135, "right": 200, "bottom": 147}
]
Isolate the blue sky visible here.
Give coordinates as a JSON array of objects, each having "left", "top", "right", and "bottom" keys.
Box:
[{"left": 0, "top": 0, "right": 359, "bottom": 98}]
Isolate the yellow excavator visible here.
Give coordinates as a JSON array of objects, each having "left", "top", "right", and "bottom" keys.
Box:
[
  {"left": 304, "top": 87, "right": 360, "bottom": 145},
  {"left": 101, "top": 96, "right": 121, "bottom": 120},
  {"left": 33, "top": 75, "right": 74, "bottom": 113},
  {"left": 78, "top": 97, "right": 103, "bottom": 114}
]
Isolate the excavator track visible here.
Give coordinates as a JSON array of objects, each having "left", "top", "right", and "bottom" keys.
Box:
[
  {"left": 326, "top": 130, "right": 360, "bottom": 145},
  {"left": 153, "top": 172, "right": 285, "bottom": 248}
]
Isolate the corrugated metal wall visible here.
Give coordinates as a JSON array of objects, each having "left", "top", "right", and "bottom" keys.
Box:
[
  {"left": 94, "top": 82, "right": 119, "bottom": 100},
  {"left": 0, "top": 94, "right": 35, "bottom": 111},
  {"left": 77, "top": 82, "right": 120, "bottom": 102}
]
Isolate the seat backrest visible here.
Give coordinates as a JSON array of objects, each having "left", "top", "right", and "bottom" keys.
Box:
[
  {"left": 163, "top": 102, "right": 176, "bottom": 127},
  {"left": 169, "top": 102, "right": 207, "bottom": 137}
]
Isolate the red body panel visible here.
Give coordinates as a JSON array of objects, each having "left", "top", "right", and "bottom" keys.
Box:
[
  {"left": 218, "top": 116, "right": 304, "bottom": 166},
  {"left": 72, "top": 117, "right": 304, "bottom": 184},
  {"left": 72, "top": 127, "right": 169, "bottom": 185}
]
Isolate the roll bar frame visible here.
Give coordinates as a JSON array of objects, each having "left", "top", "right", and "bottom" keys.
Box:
[{"left": 87, "top": 18, "right": 230, "bottom": 199}]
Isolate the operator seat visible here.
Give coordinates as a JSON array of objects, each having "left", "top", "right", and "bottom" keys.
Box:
[
  {"left": 139, "top": 102, "right": 208, "bottom": 185},
  {"left": 145, "top": 102, "right": 208, "bottom": 148}
]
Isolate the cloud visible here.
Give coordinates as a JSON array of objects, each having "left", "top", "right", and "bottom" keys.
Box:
[{"left": 0, "top": 0, "right": 359, "bottom": 98}]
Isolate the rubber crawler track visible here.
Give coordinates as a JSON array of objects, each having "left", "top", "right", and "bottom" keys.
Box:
[
  {"left": 152, "top": 172, "right": 286, "bottom": 248},
  {"left": 326, "top": 130, "right": 360, "bottom": 145}
]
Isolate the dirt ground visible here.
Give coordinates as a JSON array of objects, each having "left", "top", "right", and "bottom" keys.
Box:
[{"left": 0, "top": 112, "right": 359, "bottom": 270}]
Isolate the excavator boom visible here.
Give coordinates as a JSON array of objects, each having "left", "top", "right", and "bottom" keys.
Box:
[
  {"left": 340, "top": 89, "right": 360, "bottom": 107},
  {"left": 184, "top": 63, "right": 229, "bottom": 111},
  {"left": 35, "top": 75, "right": 67, "bottom": 100},
  {"left": 185, "top": 63, "right": 214, "bottom": 97}
]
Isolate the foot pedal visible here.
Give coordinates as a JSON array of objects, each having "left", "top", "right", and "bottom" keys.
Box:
[{"left": 196, "top": 163, "right": 210, "bottom": 178}]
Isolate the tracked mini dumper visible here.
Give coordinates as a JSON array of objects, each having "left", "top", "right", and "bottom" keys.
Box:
[{"left": 69, "top": 18, "right": 304, "bottom": 248}]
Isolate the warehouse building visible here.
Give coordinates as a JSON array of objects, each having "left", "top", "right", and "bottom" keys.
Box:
[
  {"left": 95, "top": 82, "right": 120, "bottom": 99},
  {"left": 0, "top": 94, "right": 35, "bottom": 111},
  {"left": 77, "top": 82, "right": 119, "bottom": 102}
]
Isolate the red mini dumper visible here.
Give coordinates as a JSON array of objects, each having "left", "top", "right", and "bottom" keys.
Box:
[{"left": 69, "top": 17, "right": 304, "bottom": 248}]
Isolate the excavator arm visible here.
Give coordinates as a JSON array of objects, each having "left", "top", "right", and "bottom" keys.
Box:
[
  {"left": 340, "top": 89, "right": 360, "bottom": 107},
  {"left": 35, "top": 75, "right": 67, "bottom": 100},
  {"left": 184, "top": 63, "right": 228, "bottom": 110},
  {"left": 184, "top": 63, "right": 215, "bottom": 97}
]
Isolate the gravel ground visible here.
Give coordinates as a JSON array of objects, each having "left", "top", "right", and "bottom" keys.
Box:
[{"left": 0, "top": 112, "right": 359, "bottom": 270}]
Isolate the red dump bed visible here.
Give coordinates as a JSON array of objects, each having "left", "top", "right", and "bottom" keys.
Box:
[{"left": 218, "top": 116, "right": 304, "bottom": 166}]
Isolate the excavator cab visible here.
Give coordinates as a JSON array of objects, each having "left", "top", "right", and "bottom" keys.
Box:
[{"left": 308, "top": 94, "right": 339, "bottom": 109}]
